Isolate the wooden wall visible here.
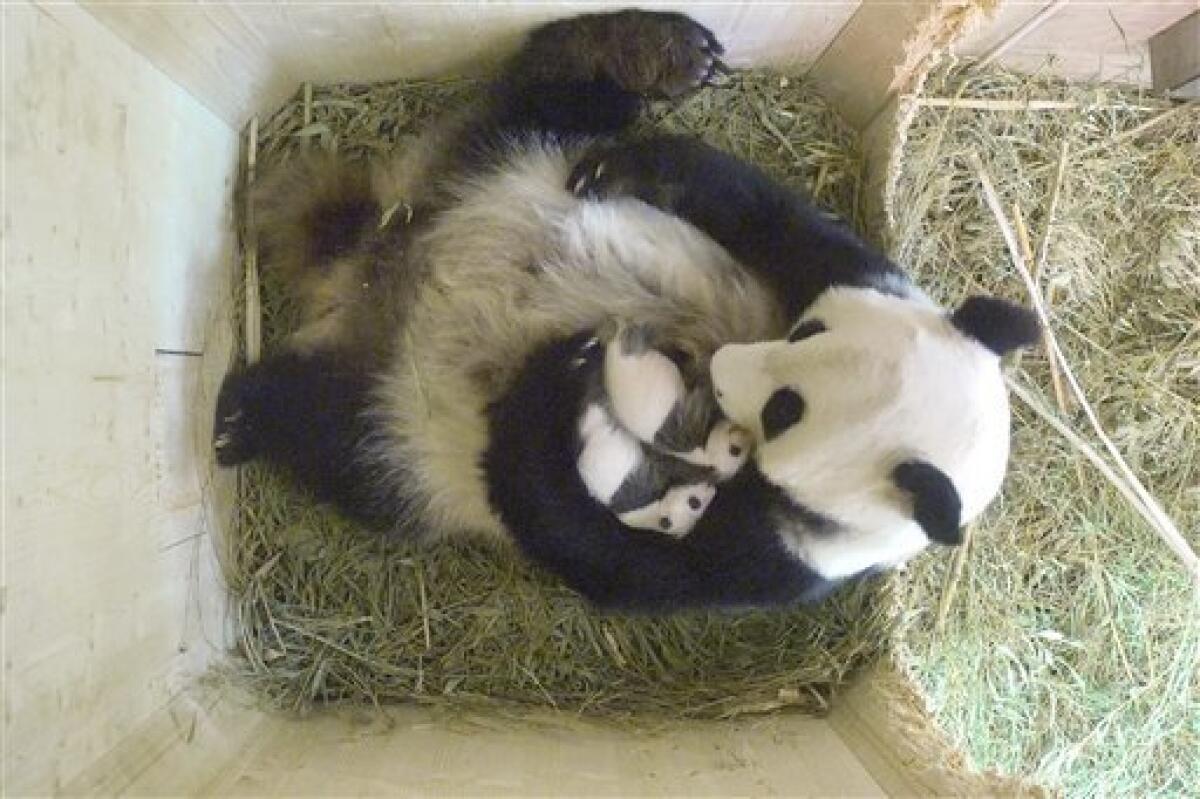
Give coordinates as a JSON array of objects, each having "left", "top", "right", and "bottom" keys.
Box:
[
  {"left": 63, "top": 688, "right": 885, "bottom": 797},
  {"left": 3, "top": 2, "right": 238, "bottom": 792},
  {"left": 956, "top": 0, "right": 1196, "bottom": 86},
  {"left": 81, "top": 1, "right": 863, "bottom": 126}
]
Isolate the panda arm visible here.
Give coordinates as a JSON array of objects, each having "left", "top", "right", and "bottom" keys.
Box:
[
  {"left": 570, "top": 136, "right": 906, "bottom": 317},
  {"left": 485, "top": 334, "right": 834, "bottom": 611}
]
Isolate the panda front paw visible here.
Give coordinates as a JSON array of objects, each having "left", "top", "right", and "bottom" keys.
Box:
[
  {"left": 618, "top": 483, "right": 716, "bottom": 538},
  {"left": 705, "top": 419, "right": 752, "bottom": 479},
  {"left": 568, "top": 145, "right": 681, "bottom": 212},
  {"left": 568, "top": 148, "right": 623, "bottom": 200}
]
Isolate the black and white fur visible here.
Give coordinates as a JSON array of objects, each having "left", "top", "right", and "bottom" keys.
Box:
[
  {"left": 215, "top": 10, "right": 1040, "bottom": 612},
  {"left": 573, "top": 326, "right": 750, "bottom": 537}
]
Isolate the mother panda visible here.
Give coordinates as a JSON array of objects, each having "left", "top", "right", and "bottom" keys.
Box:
[{"left": 215, "top": 9, "right": 1040, "bottom": 612}]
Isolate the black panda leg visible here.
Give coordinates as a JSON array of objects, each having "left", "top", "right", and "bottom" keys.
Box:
[
  {"left": 472, "top": 12, "right": 725, "bottom": 141},
  {"left": 213, "top": 352, "right": 395, "bottom": 530},
  {"left": 568, "top": 135, "right": 906, "bottom": 318}
]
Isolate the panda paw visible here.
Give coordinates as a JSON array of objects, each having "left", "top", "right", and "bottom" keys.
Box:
[
  {"left": 619, "top": 483, "right": 717, "bottom": 538},
  {"left": 212, "top": 372, "right": 259, "bottom": 467},
  {"left": 607, "top": 12, "right": 727, "bottom": 100},
  {"left": 568, "top": 145, "right": 662, "bottom": 207},
  {"left": 705, "top": 419, "right": 752, "bottom": 480}
]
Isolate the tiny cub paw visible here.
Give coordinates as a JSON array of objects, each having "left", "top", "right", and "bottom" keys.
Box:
[
  {"left": 706, "top": 419, "right": 752, "bottom": 480},
  {"left": 620, "top": 483, "right": 716, "bottom": 538}
]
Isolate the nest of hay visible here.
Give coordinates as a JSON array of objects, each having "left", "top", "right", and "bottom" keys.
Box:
[
  {"left": 888, "top": 62, "right": 1200, "bottom": 796},
  {"left": 227, "top": 73, "right": 894, "bottom": 720}
]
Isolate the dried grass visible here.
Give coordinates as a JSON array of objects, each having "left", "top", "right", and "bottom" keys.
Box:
[
  {"left": 227, "top": 72, "right": 893, "bottom": 721},
  {"left": 227, "top": 61, "right": 1200, "bottom": 794},
  {"left": 890, "top": 61, "right": 1200, "bottom": 796}
]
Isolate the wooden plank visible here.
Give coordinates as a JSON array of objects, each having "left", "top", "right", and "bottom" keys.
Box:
[
  {"left": 959, "top": 0, "right": 1196, "bottom": 86},
  {"left": 1151, "top": 11, "right": 1200, "bottom": 92},
  {"left": 82, "top": 2, "right": 860, "bottom": 127},
  {"left": 62, "top": 683, "right": 888, "bottom": 796},
  {"left": 1174, "top": 76, "right": 1200, "bottom": 98},
  {"left": 4, "top": 3, "right": 238, "bottom": 793},
  {"left": 808, "top": 0, "right": 940, "bottom": 129},
  {"left": 975, "top": 0, "right": 1071, "bottom": 68},
  {"left": 211, "top": 706, "right": 885, "bottom": 797},
  {"left": 829, "top": 661, "right": 1044, "bottom": 796},
  {"left": 81, "top": 1, "right": 299, "bottom": 127}
]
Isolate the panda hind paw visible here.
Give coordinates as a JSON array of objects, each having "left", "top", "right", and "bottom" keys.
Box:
[{"left": 212, "top": 374, "right": 259, "bottom": 467}]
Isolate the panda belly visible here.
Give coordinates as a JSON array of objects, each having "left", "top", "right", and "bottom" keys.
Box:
[{"left": 366, "top": 143, "right": 783, "bottom": 540}]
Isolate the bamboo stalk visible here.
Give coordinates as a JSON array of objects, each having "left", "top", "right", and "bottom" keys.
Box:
[
  {"left": 1071, "top": 99, "right": 1200, "bottom": 161},
  {"left": 975, "top": 0, "right": 1072, "bottom": 69},
  {"left": 1033, "top": 141, "right": 1072, "bottom": 415},
  {"left": 934, "top": 523, "right": 974, "bottom": 635},
  {"left": 917, "top": 97, "right": 1078, "bottom": 111},
  {"left": 244, "top": 116, "right": 262, "bottom": 364}
]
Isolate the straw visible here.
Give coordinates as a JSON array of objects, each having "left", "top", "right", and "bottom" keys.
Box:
[
  {"left": 890, "top": 60, "right": 1200, "bottom": 796},
  {"left": 226, "top": 72, "right": 890, "bottom": 722}
]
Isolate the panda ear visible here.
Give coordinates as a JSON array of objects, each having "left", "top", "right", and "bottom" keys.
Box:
[
  {"left": 893, "top": 459, "right": 962, "bottom": 546},
  {"left": 950, "top": 296, "right": 1041, "bottom": 356}
]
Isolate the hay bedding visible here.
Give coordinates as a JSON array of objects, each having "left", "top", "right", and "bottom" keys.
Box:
[
  {"left": 230, "top": 63, "right": 1198, "bottom": 793},
  {"left": 229, "top": 73, "right": 894, "bottom": 720},
  {"left": 889, "top": 63, "right": 1200, "bottom": 796}
]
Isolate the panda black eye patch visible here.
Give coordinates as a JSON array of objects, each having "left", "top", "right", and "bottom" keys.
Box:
[
  {"left": 787, "top": 319, "right": 827, "bottom": 342},
  {"left": 760, "top": 388, "right": 805, "bottom": 441}
]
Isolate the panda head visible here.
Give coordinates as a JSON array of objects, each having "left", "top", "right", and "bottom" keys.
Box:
[{"left": 710, "top": 287, "right": 1040, "bottom": 580}]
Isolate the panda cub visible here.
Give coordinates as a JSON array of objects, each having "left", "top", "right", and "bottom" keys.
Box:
[{"left": 574, "top": 325, "right": 751, "bottom": 537}]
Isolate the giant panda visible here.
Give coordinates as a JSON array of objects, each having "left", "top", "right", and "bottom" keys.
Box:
[{"left": 214, "top": 9, "right": 1040, "bottom": 612}]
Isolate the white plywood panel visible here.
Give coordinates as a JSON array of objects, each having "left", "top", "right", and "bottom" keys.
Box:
[
  {"left": 3, "top": 1, "right": 238, "bottom": 793},
  {"left": 82, "top": 1, "right": 862, "bottom": 126},
  {"left": 61, "top": 686, "right": 887, "bottom": 796},
  {"left": 225, "top": 711, "right": 882, "bottom": 797},
  {"left": 808, "top": 0, "right": 940, "bottom": 128},
  {"left": 1151, "top": 11, "right": 1200, "bottom": 91},
  {"left": 92, "top": 694, "right": 882, "bottom": 796},
  {"left": 957, "top": 0, "right": 1198, "bottom": 86}
]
